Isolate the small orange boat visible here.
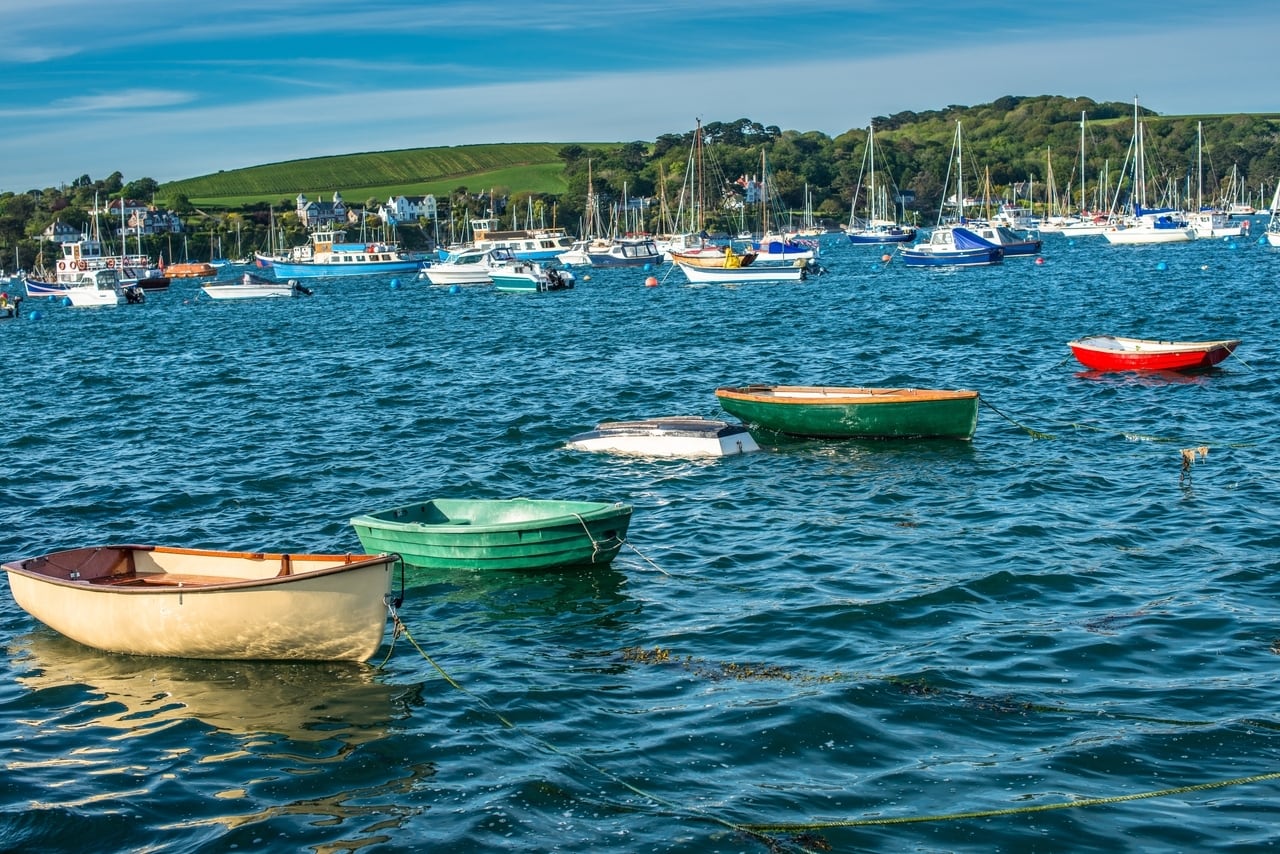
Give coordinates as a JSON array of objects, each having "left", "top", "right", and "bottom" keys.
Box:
[{"left": 164, "top": 262, "right": 218, "bottom": 279}]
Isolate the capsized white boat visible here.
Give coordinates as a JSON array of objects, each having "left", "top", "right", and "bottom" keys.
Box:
[
  {"left": 2, "top": 545, "right": 401, "bottom": 661},
  {"left": 566, "top": 416, "right": 761, "bottom": 457}
]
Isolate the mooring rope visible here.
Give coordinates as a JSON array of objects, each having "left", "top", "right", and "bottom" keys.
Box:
[
  {"left": 386, "top": 609, "right": 802, "bottom": 850},
  {"left": 623, "top": 539, "right": 672, "bottom": 576},
  {"left": 739, "top": 771, "right": 1280, "bottom": 833},
  {"left": 978, "top": 394, "right": 1055, "bottom": 439},
  {"left": 1225, "top": 347, "right": 1256, "bottom": 372},
  {"left": 384, "top": 617, "right": 1280, "bottom": 849},
  {"left": 570, "top": 511, "right": 626, "bottom": 564}
]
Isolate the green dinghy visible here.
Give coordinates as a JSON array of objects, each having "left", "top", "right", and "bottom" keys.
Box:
[
  {"left": 350, "top": 498, "right": 632, "bottom": 572},
  {"left": 715, "top": 384, "right": 979, "bottom": 440}
]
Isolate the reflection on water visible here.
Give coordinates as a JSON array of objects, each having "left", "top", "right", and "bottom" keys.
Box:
[
  {"left": 5, "top": 630, "right": 436, "bottom": 849},
  {"left": 11, "top": 630, "right": 415, "bottom": 745}
]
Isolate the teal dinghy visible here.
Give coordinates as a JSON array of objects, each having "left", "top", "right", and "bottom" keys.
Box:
[{"left": 350, "top": 498, "right": 632, "bottom": 572}]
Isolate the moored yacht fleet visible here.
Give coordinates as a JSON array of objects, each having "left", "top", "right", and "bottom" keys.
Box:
[{"left": 12, "top": 99, "right": 1278, "bottom": 300}]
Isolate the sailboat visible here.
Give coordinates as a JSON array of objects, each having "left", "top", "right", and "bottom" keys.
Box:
[
  {"left": 661, "top": 120, "right": 758, "bottom": 269},
  {"left": 1104, "top": 98, "right": 1196, "bottom": 245},
  {"left": 846, "top": 122, "right": 917, "bottom": 244},
  {"left": 1264, "top": 182, "right": 1280, "bottom": 247},
  {"left": 898, "top": 121, "right": 1004, "bottom": 267},
  {"left": 745, "top": 148, "right": 816, "bottom": 263},
  {"left": 1049, "top": 112, "right": 1114, "bottom": 237},
  {"left": 1186, "top": 122, "right": 1247, "bottom": 239}
]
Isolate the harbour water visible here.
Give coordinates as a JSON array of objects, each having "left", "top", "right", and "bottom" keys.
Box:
[{"left": 2, "top": 229, "right": 1279, "bottom": 852}]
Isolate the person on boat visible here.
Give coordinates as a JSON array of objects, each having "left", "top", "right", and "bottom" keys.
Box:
[{"left": 0, "top": 292, "right": 9, "bottom": 310}]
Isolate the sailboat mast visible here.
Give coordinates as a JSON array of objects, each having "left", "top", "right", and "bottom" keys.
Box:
[
  {"left": 1079, "top": 111, "right": 1087, "bottom": 213},
  {"left": 695, "top": 119, "right": 704, "bottom": 232},
  {"left": 1132, "top": 97, "right": 1144, "bottom": 211},
  {"left": 868, "top": 123, "right": 876, "bottom": 223}
]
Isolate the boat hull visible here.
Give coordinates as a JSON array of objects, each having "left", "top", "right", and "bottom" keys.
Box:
[
  {"left": 676, "top": 262, "right": 804, "bottom": 283},
  {"left": 846, "top": 228, "right": 916, "bottom": 244},
  {"left": 201, "top": 284, "right": 296, "bottom": 299},
  {"left": 1103, "top": 228, "right": 1196, "bottom": 245},
  {"left": 715, "top": 385, "right": 980, "bottom": 440},
  {"left": 566, "top": 417, "right": 761, "bottom": 457},
  {"left": 898, "top": 246, "right": 1003, "bottom": 267},
  {"left": 2, "top": 546, "right": 397, "bottom": 661},
  {"left": 1067, "top": 336, "right": 1240, "bottom": 372},
  {"left": 351, "top": 498, "right": 632, "bottom": 572},
  {"left": 269, "top": 259, "right": 422, "bottom": 279}
]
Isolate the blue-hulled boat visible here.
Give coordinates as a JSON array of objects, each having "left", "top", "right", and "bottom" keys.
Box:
[
  {"left": 254, "top": 229, "right": 422, "bottom": 279},
  {"left": 966, "top": 223, "right": 1042, "bottom": 257},
  {"left": 898, "top": 226, "right": 1004, "bottom": 267}
]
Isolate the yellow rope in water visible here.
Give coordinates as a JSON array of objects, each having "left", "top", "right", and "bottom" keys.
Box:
[
  {"left": 386, "top": 609, "right": 799, "bottom": 849},
  {"left": 741, "top": 770, "right": 1280, "bottom": 832},
  {"left": 385, "top": 614, "right": 1279, "bottom": 848}
]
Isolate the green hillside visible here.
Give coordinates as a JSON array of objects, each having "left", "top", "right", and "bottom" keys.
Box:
[{"left": 160, "top": 142, "right": 617, "bottom": 208}]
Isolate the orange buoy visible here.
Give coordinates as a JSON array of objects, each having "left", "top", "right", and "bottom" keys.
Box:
[
  {"left": 644, "top": 276, "right": 658, "bottom": 287},
  {"left": 880, "top": 254, "right": 891, "bottom": 263}
]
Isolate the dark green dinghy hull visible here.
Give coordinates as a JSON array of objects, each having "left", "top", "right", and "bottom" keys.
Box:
[
  {"left": 350, "top": 498, "right": 632, "bottom": 572},
  {"left": 715, "top": 385, "right": 979, "bottom": 440}
]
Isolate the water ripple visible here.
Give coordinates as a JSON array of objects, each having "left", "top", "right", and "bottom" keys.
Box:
[{"left": 3, "top": 235, "right": 1280, "bottom": 850}]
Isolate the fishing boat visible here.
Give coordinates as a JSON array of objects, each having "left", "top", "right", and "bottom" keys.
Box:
[
  {"left": 715, "top": 385, "right": 980, "bottom": 440},
  {"left": 258, "top": 229, "right": 423, "bottom": 279},
  {"left": 421, "top": 246, "right": 515, "bottom": 285},
  {"left": 963, "top": 223, "right": 1042, "bottom": 257},
  {"left": 350, "top": 498, "right": 633, "bottom": 572},
  {"left": 1, "top": 545, "right": 400, "bottom": 662},
  {"left": 490, "top": 261, "right": 575, "bottom": 293},
  {"left": 566, "top": 416, "right": 761, "bottom": 457},
  {"left": 676, "top": 260, "right": 805, "bottom": 283},
  {"left": 29, "top": 268, "right": 144, "bottom": 307},
  {"left": 1066, "top": 336, "right": 1241, "bottom": 372},
  {"left": 201, "top": 272, "right": 313, "bottom": 300},
  {"left": 37, "top": 203, "right": 165, "bottom": 292}
]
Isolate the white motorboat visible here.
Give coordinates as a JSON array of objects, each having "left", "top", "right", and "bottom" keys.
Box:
[{"left": 201, "top": 272, "right": 313, "bottom": 299}]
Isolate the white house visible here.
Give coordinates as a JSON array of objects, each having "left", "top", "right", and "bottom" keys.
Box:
[{"left": 378, "top": 194, "right": 439, "bottom": 226}]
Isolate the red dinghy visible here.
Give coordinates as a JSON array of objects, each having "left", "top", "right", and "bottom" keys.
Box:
[{"left": 1067, "top": 336, "right": 1241, "bottom": 372}]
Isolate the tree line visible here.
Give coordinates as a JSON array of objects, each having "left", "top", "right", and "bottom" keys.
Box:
[{"left": 3, "top": 95, "right": 1279, "bottom": 272}]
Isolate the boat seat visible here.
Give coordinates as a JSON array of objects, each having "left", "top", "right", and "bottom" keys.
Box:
[{"left": 129, "top": 573, "right": 241, "bottom": 587}]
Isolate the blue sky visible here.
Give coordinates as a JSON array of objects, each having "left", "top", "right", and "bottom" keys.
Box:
[{"left": 1, "top": 0, "right": 1277, "bottom": 193}]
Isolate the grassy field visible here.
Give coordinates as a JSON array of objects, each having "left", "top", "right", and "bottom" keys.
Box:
[{"left": 159, "top": 143, "right": 615, "bottom": 208}]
